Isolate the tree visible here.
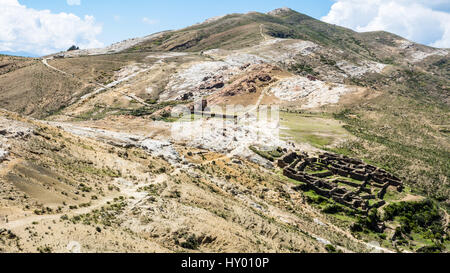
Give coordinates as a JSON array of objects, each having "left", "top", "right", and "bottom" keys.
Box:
[{"left": 67, "top": 45, "right": 79, "bottom": 51}]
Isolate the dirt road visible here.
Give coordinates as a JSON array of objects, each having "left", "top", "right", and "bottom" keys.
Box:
[{"left": 42, "top": 57, "right": 153, "bottom": 108}]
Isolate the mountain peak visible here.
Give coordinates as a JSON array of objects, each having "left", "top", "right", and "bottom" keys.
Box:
[{"left": 267, "top": 7, "right": 294, "bottom": 16}]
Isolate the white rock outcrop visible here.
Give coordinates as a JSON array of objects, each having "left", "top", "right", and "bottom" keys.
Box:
[{"left": 270, "top": 76, "right": 356, "bottom": 108}]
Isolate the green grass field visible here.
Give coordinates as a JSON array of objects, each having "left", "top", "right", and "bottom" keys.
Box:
[{"left": 280, "top": 111, "right": 350, "bottom": 148}]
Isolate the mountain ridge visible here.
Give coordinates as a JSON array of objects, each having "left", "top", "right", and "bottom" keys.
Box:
[{"left": 53, "top": 7, "right": 447, "bottom": 59}]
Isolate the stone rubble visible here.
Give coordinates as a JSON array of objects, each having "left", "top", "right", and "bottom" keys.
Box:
[
  {"left": 269, "top": 76, "right": 356, "bottom": 107},
  {"left": 336, "top": 60, "right": 386, "bottom": 78},
  {"left": 50, "top": 123, "right": 182, "bottom": 165}
]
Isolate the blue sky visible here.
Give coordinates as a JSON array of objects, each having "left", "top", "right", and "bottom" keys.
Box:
[
  {"left": 19, "top": 0, "right": 334, "bottom": 48},
  {"left": 1, "top": 0, "right": 449, "bottom": 56}
]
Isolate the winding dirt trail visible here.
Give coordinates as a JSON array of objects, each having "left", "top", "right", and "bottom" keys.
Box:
[
  {"left": 3, "top": 196, "right": 116, "bottom": 230},
  {"left": 259, "top": 24, "right": 268, "bottom": 41},
  {"left": 3, "top": 172, "right": 167, "bottom": 231},
  {"left": 237, "top": 79, "right": 280, "bottom": 123},
  {"left": 79, "top": 66, "right": 152, "bottom": 102},
  {"left": 42, "top": 57, "right": 153, "bottom": 108},
  {"left": 42, "top": 58, "right": 69, "bottom": 75}
]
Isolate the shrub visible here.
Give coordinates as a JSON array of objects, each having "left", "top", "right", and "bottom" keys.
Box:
[
  {"left": 417, "top": 244, "right": 444, "bottom": 253},
  {"left": 249, "top": 146, "right": 274, "bottom": 162},
  {"left": 325, "top": 244, "right": 337, "bottom": 253},
  {"left": 322, "top": 204, "right": 343, "bottom": 214},
  {"left": 354, "top": 208, "right": 382, "bottom": 233},
  {"left": 67, "top": 45, "right": 79, "bottom": 51},
  {"left": 351, "top": 223, "right": 363, "bottom": 232},
  {"left": 180, "top": 234, "right": 199, "bottom": 250},
  {"left": 383, "top": 199, "right": 445, "bottom": 240}
]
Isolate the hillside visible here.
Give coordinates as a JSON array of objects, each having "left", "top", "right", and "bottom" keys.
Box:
[
  {"left": 127, "top": 8, "right": 447, "bottom": 66},
  {"left": 0, "top": 7, "right": 449, "bottom": 253},
  {"left": 0, "top": 109, "right": 345, "bottom": 253}
]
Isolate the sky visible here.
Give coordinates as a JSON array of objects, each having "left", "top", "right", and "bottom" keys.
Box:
[{"left": 0, "top": 0, "right": 449, "bottom": 57}]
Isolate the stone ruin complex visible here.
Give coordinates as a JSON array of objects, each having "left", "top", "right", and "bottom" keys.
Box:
[{"left": 278, "top": 151, "right": 404, "bottom": 213}]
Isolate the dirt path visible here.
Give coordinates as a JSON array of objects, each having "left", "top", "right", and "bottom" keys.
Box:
[
  {"left": 441, "top": 208, "right": 449, "bottom": 232},
  {"left": 259, "top": 24, "right": 268, "bottom": 41},
  {"left": 3, "top": 173, "right": 167, "bottom": 231},
  {"left": 77, "top": 66, "right": 152, "bottom": 104},
  {"left": 42, "top": 58, "right": 69, "bottom": 75},
  {"left": 238, "top": 80, "right": 279, "bottom": 122},
  {"left": 256, "top": 81, "right": 278, "bottom": 109},
  {"left": 42, "top": 57, "right": 153, "bottom": 108},
  {"left": 3, "top": 195, "right": 116, "bottom": 230},
  {"left": 117, "top": 90, "right": 153, "bottom": 107}
]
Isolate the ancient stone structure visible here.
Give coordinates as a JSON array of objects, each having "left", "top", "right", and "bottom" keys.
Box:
[
  {"left": 190, "top": 99, "right": 209, "bottom": 113},
  {"left": 278, "top": 151, "right": 404, "bottom": 213},
  {"left": 189, "top": 99, "right": 238, "bottom": 121}
]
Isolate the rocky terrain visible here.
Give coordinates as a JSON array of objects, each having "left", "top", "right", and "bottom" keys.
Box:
[{"left": 0, "top": 8, "right": 448, "bottom": 253}]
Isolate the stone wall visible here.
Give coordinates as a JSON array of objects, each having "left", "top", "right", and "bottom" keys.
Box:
[{"left": 280, "top": 151, "right": 404, "bottom": 213}]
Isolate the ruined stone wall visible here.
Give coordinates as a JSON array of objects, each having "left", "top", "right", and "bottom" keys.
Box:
[{"left": 279, "top": 151, "right": 404, "bottom": 213}]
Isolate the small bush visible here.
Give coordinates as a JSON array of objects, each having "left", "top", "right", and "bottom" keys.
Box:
[
  {"left": 325, "top": 244, "right": 337, "bottom": 253},
  {"left": 180, "top": 235, "right": 199, "bottom": 250}
]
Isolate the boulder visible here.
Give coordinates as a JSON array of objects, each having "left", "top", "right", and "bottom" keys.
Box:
[
  {"left": 0, "top": 149, "right": 8, "bottom": 163},
  {"left": 199, "top": 81, "right": 224, "bottom": 90},
  {"left": 181, "top": 92, "right": 193, "bottom": 101}
]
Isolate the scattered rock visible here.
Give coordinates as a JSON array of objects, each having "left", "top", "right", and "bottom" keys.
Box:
[
  {"left": 181, "top": 92, "right": 194, "bottom": 101},
  {"left": 232, "top": 158, "right": 242, "bottom": 165},
  {"left": 269, "top": 76, "right": 356, "bottom": 108},
  {"left": 0, "top": 149, "right": 9, "bottom": 162},
  {"left": 210, "top": 63, "right": 279, "bottom": 99},
  {"left": 336, "top": 60, "right": 386, "bottom": 78},
  {"left": 199, "top": 80, "right": 225, "bottom": 90}
]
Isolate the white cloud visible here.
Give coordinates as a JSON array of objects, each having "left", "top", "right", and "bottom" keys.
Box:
[
  {"left": 0, "top": 0, "right": 102, "bottom": 55},
  {"left": 67, "top": 0, "right": 81, "bottom": 6},
  {"left": 322, "top": 0, "right": 450, "bottom": 48},
  {"left": 142, "top": 17, "right": 158, "bottom": 25}
]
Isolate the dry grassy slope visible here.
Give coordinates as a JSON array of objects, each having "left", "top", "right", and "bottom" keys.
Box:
[
  {"left": 0, "top": 61, "right": 87, "bottom": 118},
  {"left": 0, "top": 52, "right": 155, "bottom": 119},
  {"left": 0, "top": 55, "right": 38, "bottom": 75},
  {"left": 0, "top": 110, "right": 374, "bottom": 253},
  {"left": 45, "top": 52, "right": 151, "bottom": 85},
  {"left": 127, "top": 8, "right": 439, "bottom": 63}
]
